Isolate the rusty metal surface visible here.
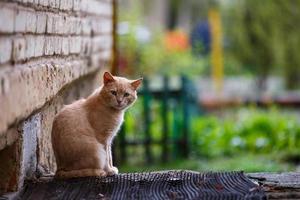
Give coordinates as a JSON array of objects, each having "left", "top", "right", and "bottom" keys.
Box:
[{"left": 16, "top": 171, "right": 266, "bottom": 200}]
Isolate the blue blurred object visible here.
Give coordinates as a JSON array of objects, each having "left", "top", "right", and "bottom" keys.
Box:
[{"left": 190, "top": 21, "right": 211, "bottom": 55}]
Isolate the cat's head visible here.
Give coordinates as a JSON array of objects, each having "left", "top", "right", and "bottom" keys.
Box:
[{"left": 100, "top": 72, "right": 143, "bottom": 111}]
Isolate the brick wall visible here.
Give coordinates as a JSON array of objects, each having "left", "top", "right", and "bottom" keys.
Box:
[{"left": 0, "top": 0, "right": 113, "bottom": 195}]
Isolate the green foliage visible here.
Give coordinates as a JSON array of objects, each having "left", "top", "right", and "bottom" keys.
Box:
[
  {"left": 191, "top": 107, "right": 300, "bottom": 157},
  {"left": 120, "top": 153, "right": 294, "bottom": 173},
  {"left": 223, "top": 0, "right": 300, "bottom": 88},
  {"left": 119, "top": 31, "right": 206, "bottom": 77}
]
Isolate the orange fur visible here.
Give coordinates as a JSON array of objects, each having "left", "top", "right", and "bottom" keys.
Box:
[{"left": 51, "top": 72, "right": 142, "bottom": 178}]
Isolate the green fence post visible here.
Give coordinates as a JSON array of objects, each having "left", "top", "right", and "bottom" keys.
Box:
[
  {"left": 181, "top": 76, "right": 190, "bottom": 158},
  {"left": 161, "top": 76, "right": 169, "bottom": 162},
  {"left": 143, "top": 77, "right": 152, "bottom": 164}
]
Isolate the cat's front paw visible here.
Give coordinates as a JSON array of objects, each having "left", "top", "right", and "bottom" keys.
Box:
[{"left": 107, "top": 166, "right": 119, "bottom": 176}]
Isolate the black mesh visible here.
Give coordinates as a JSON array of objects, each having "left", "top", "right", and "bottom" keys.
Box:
[{"left": 17, "top": 171, "right": 266, "bottom": 200}]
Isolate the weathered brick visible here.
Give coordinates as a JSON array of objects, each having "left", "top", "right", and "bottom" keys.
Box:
[
  {"left": 92, "top": 35, "right": 112, "bottom": 52},
  {"left": 69, "top": 36, "right": 81, "bottom": 54},
  {"left": 39, "top": 0, "right": 49, "bottom": 7},
  {"left": 46, "top": 13, "right": 54, "bottom": 34},
  {"left": 48, "top": 0, "right": 56, "bottom": 8},
  {"left": 60, "top": 0, "right": 72, "bottom": 11},
  {"left": 53, "top": 15, "right": 64, "bottom": 34},
  {"left": 82, "top": 18, "right": 92, "bottom": 35},
  {"left": 13, "top": 37, "right": 26, "bottom": 61},
  {"left": 81, "top": 37, "right": 91, "bottom": 55},
  {"left": 44, "top": 36, "right": 55, "bottom": 55},
  {"left": 0, "top": 7, "right": 15, "bottom": 33},
  {"left": 25, "top": 36, "right": 35, "bottom": 59},
  {"left": 53, "top": 36, "right": 62, "bottom": 55},
  {"left": 36, "top": 12, "right": 47, "bottom": 33},
  {"left": 26, "top": 12, "right": 37, "bottom": 33},
  {"left": 61, "top": 37, "right": 69, "bottom": 55},
  {"left": 0, "top": 0, "right": 114, "bottom": 194},
  {"left": 34, "top": 36, "right": 44, "bottom": 57},
  {"left": 15, "top": 10, "right": 27, "bottom": 32},
  {"left": 75, "top": 18, "right": 82, "bottom": 35},
  {"left": 68, "top": 17, "right": 76, "bottom": 34},
  {"left": 73, "top": 0, "right": 80, "bottom": 11},
  {"left": 0, "top": 38, "right": 12, "bottom": 64}
]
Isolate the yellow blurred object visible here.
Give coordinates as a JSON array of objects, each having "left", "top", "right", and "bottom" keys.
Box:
[
  {"left": 209, "top": 9, "right": 224, "bottom": 93},
  {"left": 164, "top": 30, "right": 189, "bottom": 52}
]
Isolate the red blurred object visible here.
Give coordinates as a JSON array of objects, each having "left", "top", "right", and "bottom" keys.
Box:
[{"left": 164, "top": 30, "right": 189, "bottom": 52}]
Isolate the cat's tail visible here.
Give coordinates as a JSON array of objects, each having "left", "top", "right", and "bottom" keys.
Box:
[{"left": 55, "top": 169, "right": 107, "bottom": 179}]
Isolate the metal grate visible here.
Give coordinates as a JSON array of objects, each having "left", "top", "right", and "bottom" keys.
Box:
[{"left": 17, "top": 171, "right": 266, "bottom": 200}]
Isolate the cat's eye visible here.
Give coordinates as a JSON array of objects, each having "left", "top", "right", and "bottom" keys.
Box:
[
  {"left": 111, "top": 90, "right": 117, "bottom": 96},
  {"left": 124, "top": 92, "right": 130, "bottom": 97}
]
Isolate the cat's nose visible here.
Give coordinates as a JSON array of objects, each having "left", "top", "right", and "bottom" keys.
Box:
[{"left": 117, "top": 100, "right": 122, "bottom": 105}]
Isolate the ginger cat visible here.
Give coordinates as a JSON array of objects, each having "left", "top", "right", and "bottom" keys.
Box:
[{"left": 51, "top": 72, "right": 142, "bottom": 178}]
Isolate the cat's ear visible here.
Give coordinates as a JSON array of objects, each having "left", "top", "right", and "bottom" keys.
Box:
[
  {"left": 131, "top": 78, "right": 143, "bottom": 90},
  {"left": 103, "top": 72, "right": 115, "bottom": 85}
]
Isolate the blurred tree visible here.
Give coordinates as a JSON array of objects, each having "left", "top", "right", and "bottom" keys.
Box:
[{"left": 224, "top": 0, "right": 300, "bottom": 90}]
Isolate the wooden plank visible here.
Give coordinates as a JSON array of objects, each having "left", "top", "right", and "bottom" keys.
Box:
[{"left": 248, "top": 172, "right": 300, "bottom": 200}]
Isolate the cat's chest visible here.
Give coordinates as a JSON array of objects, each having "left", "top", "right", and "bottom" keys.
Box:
[{"left": 97, "top": 114, "right": 123, "bottom": 137}]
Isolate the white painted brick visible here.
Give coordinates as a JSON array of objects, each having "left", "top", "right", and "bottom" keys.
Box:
[
  {"left": 0, "top": 7, "right": 15, "bottom": 33},
  {"left": 34, "top": 36, "right": 44, "bottom": 57},
  {"left": 15, "top": 10, "right": 27, "bottom": 32},
  {"left": 81, "top": 19, "right": 91, "bottom": 35},
  {"left": 36, "top": 13, "right": 47, "bottom": 33},
  {"left": 73, "top": 0, "right": 80, "bottom": 11},
  {"left": 0, "top": 38, "right": 12, "bottom": 63},
  {"left": 81, "top": 37, "right": 91, "bottom": 55},
  {"left": 83, "top": 0, "right": 112, "bottom": 16},
  {"left": 75, "top": 18, "right": 82, "bottom": 35},
  {"left": 26, "top": 12, "right": 37, "bottom": 33},
  {"left": 69, "top": 36, "right": 81, "bottom": 54},
  {"left": 68, "top": 17, "right": 76, "bottom": 34},
  {"left": 80, "top": 0, "right": 88, "bottom": 13},
  {"left": 53, "top": 15, "right": 63, "bottom": 34},
  {"left": 61, "top": 37, "right": 69, "bottom": 55},
  {"left": 92, "top": 35, "right": 112, "bottom": 52},
  {"left": 39, "top": 0, "right": 49, "bottom": 6},
  {"left": 48, "top": 0, "right": 56, "bottom": 7},
  {"left": 27, "top": 0, "right": 34, "bottom": 3},
  {"left": 44, "top": 36, "right": 55, "bottom": 55},
  {"left": 25, "top": 36, "right": 35, "bottom": 59},
  {"left": 53, "top": 36, "right": 62, "bottom": 55},
  {"left": 46, "top": 13, "right": 54, "bottom": 34},
  {"left": 100, "top": 50, "right": 112, "bottom": 60},
  {"left": 99, "top": 19, "right": 112, "bottom": 33},
  {"left": 13, "top": 37, "right": 26, "bottom": 61},
  {"left": 34, "top": 0, "right": 40, "bottom": 5},
  {"left": 60, "top": 0, "right": 72, "bottom": 10},
  {"left": 55, "top": 0, "right": 60, "bottom": 8}
]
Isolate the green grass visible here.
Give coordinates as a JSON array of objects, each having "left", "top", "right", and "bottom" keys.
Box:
[{"left": 119, "top": 153, "right": 296, "bottom": 173}]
